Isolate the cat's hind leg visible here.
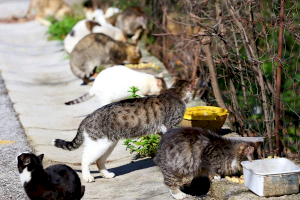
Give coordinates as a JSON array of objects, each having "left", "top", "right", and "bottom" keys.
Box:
[
  {"left": 162, "top": 169, "right": 187, "bottom": 199},
  {"left": 82, "top": 134, "right": 116, "bottom": 183},
  {"left": 96, "top": 140, "right": 118, "bottom": 179}
]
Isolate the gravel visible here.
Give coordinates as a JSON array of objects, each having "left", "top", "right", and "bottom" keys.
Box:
[{"left": 0, "top": 75, "right": 32, "bottom": 200}]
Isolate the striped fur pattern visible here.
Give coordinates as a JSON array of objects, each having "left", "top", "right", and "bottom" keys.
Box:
[
  {"left": 53, "top": 124, "right": 85, "bottom": 151},
  {"left": 154, "top": 127, "right": 256, "bottom": 199},
  {"left": 65, "top": 93, "right": 93, "bottom": 105},
  {"left": 53, "top": 78, "right": 198, "bottom": 182}
]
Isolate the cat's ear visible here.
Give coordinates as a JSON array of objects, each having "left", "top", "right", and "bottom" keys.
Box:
[
  {"left": 188, "top": 78, "right": 199, "bottom": 91},
  {"left": 173, "top": 77, "right": 179, "bottom": 84},
  {"left": 157, "top": 72, "right": 164, "bottom": 78},
  {"left": 23, "top": 156, "right": 31, "bottom": 166},
  {"left": 38, "top": 154, "right": 44, "bottom": 163},
  {"left": 191, "top": 78, "right": 199, "bottom": 88}
]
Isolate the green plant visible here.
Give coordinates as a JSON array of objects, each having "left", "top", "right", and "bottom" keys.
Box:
[
  {"left": 123, "top": 134, "right": 160, "bottom": 158},
  {"left": 63, "top": 54, "right": 70, "bottom": 60},
  {"left": 127, "top": 86, "right": 141, "bottom": 98},
  {"left": 47, "top": 15, "right": 82, "bottom": 41},
  {"left": 124, "top": 86, "right": 160, "bottom": 158},
  {"left": 95, "top": 65, "right": 105, "bottom": 74}
]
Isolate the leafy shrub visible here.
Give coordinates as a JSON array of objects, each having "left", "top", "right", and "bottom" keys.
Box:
[
  {"left": 95, "top": 65, "right": 105, "bottom": 74},
  {"left": 124, "top": 134, "right": 160, "bottom": 158},
  {"left": 47, "top": 16, "right": 82, "bottom": 40},
  {"left": 123, "top": 86, "right": 160, "bottom": 158}
]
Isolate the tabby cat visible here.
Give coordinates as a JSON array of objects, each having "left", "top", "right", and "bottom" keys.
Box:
[
  {"left": 17, "top": 152, "right": 85, "bottom": 200},
  {"left": 70, "top": 33, "right": 141, "bottom": 84},
  {"left": 53, "top": 78, "right": 198, "bottom": 183},
  {"left": 154, "top": 127, "right": 256, "bottom": 200}
]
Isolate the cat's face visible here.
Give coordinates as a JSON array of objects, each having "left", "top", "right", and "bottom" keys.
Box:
[
  {"left": 17, "top": 152, "right": 44, "bottom": 186},
  {"left": 172, "top": 78, "right": 199, "bottom": 103},
  {"left": 17, "top": 152, "right": 44, "bottom": 174},
  {"left": 237, "top": 143, "right": 255, "bottom": 162}
]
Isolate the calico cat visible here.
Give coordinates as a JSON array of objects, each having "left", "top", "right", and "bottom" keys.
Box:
[
  {"left": 65, "top": 65, "right": 167, "bottom": 106},
  {"left": 27, "top": 0, "right": 72, "bottom": 26},
  {"left": 154, "top": 127, "right": 256, "bottom": 200},
  {"left": 17, "top": 152, "right": 85, "bottom": 200},
  {"left": 108, "top": 6, "right": 147, "bottom": 44},
  {"left": 53, "top": 78, "right": 198, "bottom": 183},
  {"left": 70, "top": 33, "right": 141, "bottom": 84},
  {"left": 63, "top": 20, "right": 126, "bottom": 54}
]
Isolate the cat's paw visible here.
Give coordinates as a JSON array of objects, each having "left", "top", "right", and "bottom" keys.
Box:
[
  {"left": 170, "top": 190, "right": 186, "bottom": 200},
  {"left": 83, "top": 175, "right": 95, "bottom": 183},
  {"left": 101, "top": 172, "right": 115, "bottom": 179}
]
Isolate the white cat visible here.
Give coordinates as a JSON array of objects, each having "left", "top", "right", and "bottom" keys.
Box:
[
  {"left": 63, "top": 19, "right": 126, "bottom": 54},
  {"left": 65, "top": 65, "right": 167, "bottom": 106}
]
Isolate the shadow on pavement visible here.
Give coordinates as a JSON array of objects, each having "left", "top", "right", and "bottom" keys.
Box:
[{"left": 76, "top": 158, "right": 156, "bottom": 179}]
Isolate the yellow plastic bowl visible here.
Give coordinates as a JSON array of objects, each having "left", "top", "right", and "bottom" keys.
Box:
[{"left": 181, "top": 106, "right": 229, "bottom": 132}]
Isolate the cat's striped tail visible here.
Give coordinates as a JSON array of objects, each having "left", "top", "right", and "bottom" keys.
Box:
[
  {"left": 65, "top": 92, "right": 94, "bottom": 105},
  {"left": 52, "top": 125, "right": 85, "bottom": 151}
]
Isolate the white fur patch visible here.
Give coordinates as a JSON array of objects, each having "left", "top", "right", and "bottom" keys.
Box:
[
  {"left": 51, "top": 139, "right": 56, "bottom": 146},
  {"left": 104, "top": 7, "right": 120, "bottom": 18},
  {"left": 170, "top": 190, "right": 187, "bottom": 200},
  {"left": 161, "top": 125, "right": 167, "bottom": 134},
  {"left": 63, "top": 19, "right": 91, "bottom": 53},
  {"left": 183, "top": 91, "right": 192, "bottom": 103},
  {"left": 231, "top": 159, "right": 238, "bottom": 171},
  {"left": 81, "top": 132, "right": 118, "bottom": 182},
  {"left": 19, "top": 167, "right": 31, "bottom": 186},
  {"left": 93, "top": 25, "right": 125, "bottom": 42}
]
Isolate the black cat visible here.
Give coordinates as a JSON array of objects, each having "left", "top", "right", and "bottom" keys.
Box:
[{"left": 17, "top": 152, "right": 85, "bottom": 200}]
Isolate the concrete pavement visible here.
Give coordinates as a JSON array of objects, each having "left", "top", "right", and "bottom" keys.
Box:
[
  {"left": 0, "top": 1, "right": 193, "bottom": 199},
  {"left": 1, "top": 1, "right": 299, "bottom": 200}
]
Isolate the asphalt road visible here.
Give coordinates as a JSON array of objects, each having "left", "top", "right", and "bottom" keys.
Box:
[{"left": 0, "top": 74, "right": 31, "bottom": 200}]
